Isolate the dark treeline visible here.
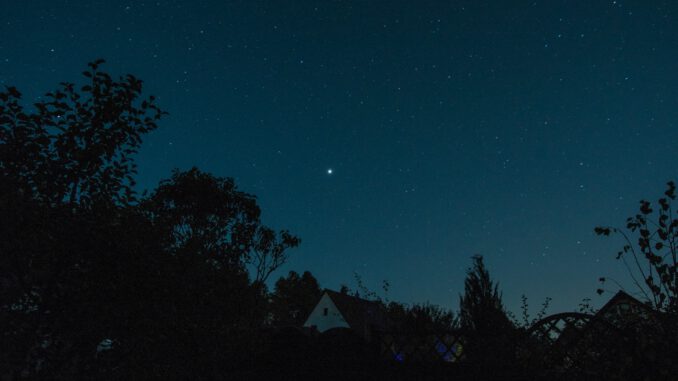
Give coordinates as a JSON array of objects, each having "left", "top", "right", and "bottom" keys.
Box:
[{"left": 2, "top": 63, "right": 677, "bottom": 380}]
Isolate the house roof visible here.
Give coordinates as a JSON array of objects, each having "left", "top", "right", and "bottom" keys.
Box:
[
  {"left": 323, "top": 289, "right": 388, "bottom": 333},
  {"left": 595, "top": 290, "right": 654, "bottom": 326}
]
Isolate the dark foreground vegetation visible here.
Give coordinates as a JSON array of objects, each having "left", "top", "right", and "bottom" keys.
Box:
[{"left": 1, "top": 62, "right": 677, "bottom": 380}]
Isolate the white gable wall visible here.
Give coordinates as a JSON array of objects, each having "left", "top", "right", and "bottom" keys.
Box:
[{"left": 303, "top": 292, "right": 350, "bottom": 332}]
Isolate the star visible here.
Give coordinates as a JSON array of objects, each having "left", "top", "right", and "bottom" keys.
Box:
[{"left": 327, "top": 168, "right": 333, "bottom": 175}]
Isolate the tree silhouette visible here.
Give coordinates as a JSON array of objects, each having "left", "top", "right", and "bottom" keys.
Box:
[
  {"left": 0, "top": 62, "right": 300, "bottom": 378},
  {"left": 0, "top": 59, "right": 164, "bottom": 207},
  {"left": 269, "top": 271, "right": 321, "bottom": 326},
  {"left": 1, "top": 60, "right": 166, "bottom": 378},
  {"left": 458, "top": 255, "right": 516, "bottom": 373},
  {"left": 459, "top": 255, "right": 509, "bottom": 330},
  {"left": 141, "top": 167, "right": 300, "bottom": 284}
]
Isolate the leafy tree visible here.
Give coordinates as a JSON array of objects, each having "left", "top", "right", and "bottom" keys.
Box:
[
  {"left": 458, "top": 255, "right": 516, "bottom": 371},
  {"left": 99, "top": 166, "right": 300, "bottom": 377},
  {"left": 269, "top": 271, "right": 321, "bottom": 326},
  {"left": 595, "top": 181, "right": 678, "bottom": 312},
  {"left": 0, "top": 62, "right": 301, "bottom": 378},
  {"left": 0, "top": 60, "right": 165, "bottom": 378},
  {"left": 141, "top": 167, "right": 300, "bottom": 284},
  {"left": 0, "top": 59, "right": 164, "bottom": 207},
  {"left": 459, "top": 255, "right": 511, "bottom": 331}
]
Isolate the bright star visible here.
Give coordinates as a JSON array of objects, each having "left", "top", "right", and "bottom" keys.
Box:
[{"left": 327, "top": 168, "right": 333, "bottom": 175}]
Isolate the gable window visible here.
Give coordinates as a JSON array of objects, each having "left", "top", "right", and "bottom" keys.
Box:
[{"left": 323, "top": 308, "right": 328, "bottom": 316}]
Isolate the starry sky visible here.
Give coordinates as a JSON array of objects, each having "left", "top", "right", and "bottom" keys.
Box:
[{"left": 3, "top": 1, "right": 678, "bottom": 314}]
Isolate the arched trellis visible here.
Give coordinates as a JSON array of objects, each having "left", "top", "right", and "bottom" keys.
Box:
[
  {"left": 521, "top": 312, "right": 635, "bottom": 378},
  {"left": 526, "top": 312, "right": 594, "bottom": 345}
]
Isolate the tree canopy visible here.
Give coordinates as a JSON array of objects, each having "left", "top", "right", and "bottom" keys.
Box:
[
  {"left": 0, "top": 61, "right": 300, "bottom": 378},
  {"left": 0, "top": 59, "right": 164, "bottom": 207},
  {"left": 269, "top": 270, "right": 322, "bottom": 326}
]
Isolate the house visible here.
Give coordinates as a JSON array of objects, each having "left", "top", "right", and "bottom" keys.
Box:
[
  {"left": 595, "top": 290, "right": 654, "bottom": 327},
  {"left": 303, "top": 289, "right": 387, "bottom": 341}
]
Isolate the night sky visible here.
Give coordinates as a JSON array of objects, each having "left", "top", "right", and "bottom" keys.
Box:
[{"left": 3, "top": 1, "right": 678, "bottom": 314}]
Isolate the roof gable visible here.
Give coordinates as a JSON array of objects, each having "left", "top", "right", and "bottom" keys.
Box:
[
  {"left": 324, "top": 289, "right": 387, "bottom": 333},
  {"left": 596, "top": 290, "right": 654, "bottom": 325},
  {"left": 303, "top": 292, "right": 350, "bottom": 332}
]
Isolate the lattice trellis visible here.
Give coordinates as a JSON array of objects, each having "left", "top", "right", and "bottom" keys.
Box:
[
  {"left": 526, "top": 312, "right": 593, "bottom": 346},
  {"left": 521, "top": 312, "right": 634, "bottom": 377}
]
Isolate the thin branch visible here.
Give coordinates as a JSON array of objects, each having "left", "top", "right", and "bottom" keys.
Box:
[{"left": 615, "top": 228, "right": 653, "bottom": 302}]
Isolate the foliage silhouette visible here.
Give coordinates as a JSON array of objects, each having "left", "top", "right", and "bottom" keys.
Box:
[
  {"left": 339, "top": 273, "right": 456, "bottom": 333},
  {"left": 269, "top": 270, "right": 322, "bottom": 326},
  {"left": 0, "top": 62, "right": 300, "bottom": 378},
  {"left": 459, "top": 255, "right": 511, "bottom": 330},
  {"left": 507, "top": 294, "right": 552, "bottom": 329},
  {"left": 595, "top": 181, "right": 678, "bottom": 313},
  {"left": 386, "top": 302, "right": 457, "bottom": 333},
  {"left": 458, "top": 255, "right": 517, "bottom": 373},
  {"left": 0, "top": 59, "right": 164, "bottom": 207},
  {"left": 1, "top": 60, "right": 167, "bottom": 378},
  {"left": 141, "top": 167, "right": 300, "bottom": 283},
  {"left": 594, "top": 181, "right": 678, "bottom": 379}
]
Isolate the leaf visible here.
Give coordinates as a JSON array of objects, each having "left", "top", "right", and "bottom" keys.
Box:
[
  {"left": 659, "top": 198, "right": 670, "bottom": 211},
  {"left": 666, "top": 181, "right": 676, "bottom": 200},
  {"left": 594, "top": 227, "right": 611, "bottom": 236}
]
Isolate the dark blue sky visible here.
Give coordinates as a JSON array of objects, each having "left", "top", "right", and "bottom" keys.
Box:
[{"left": 3, "top": 1, "right": 678, "bottom": 314}]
